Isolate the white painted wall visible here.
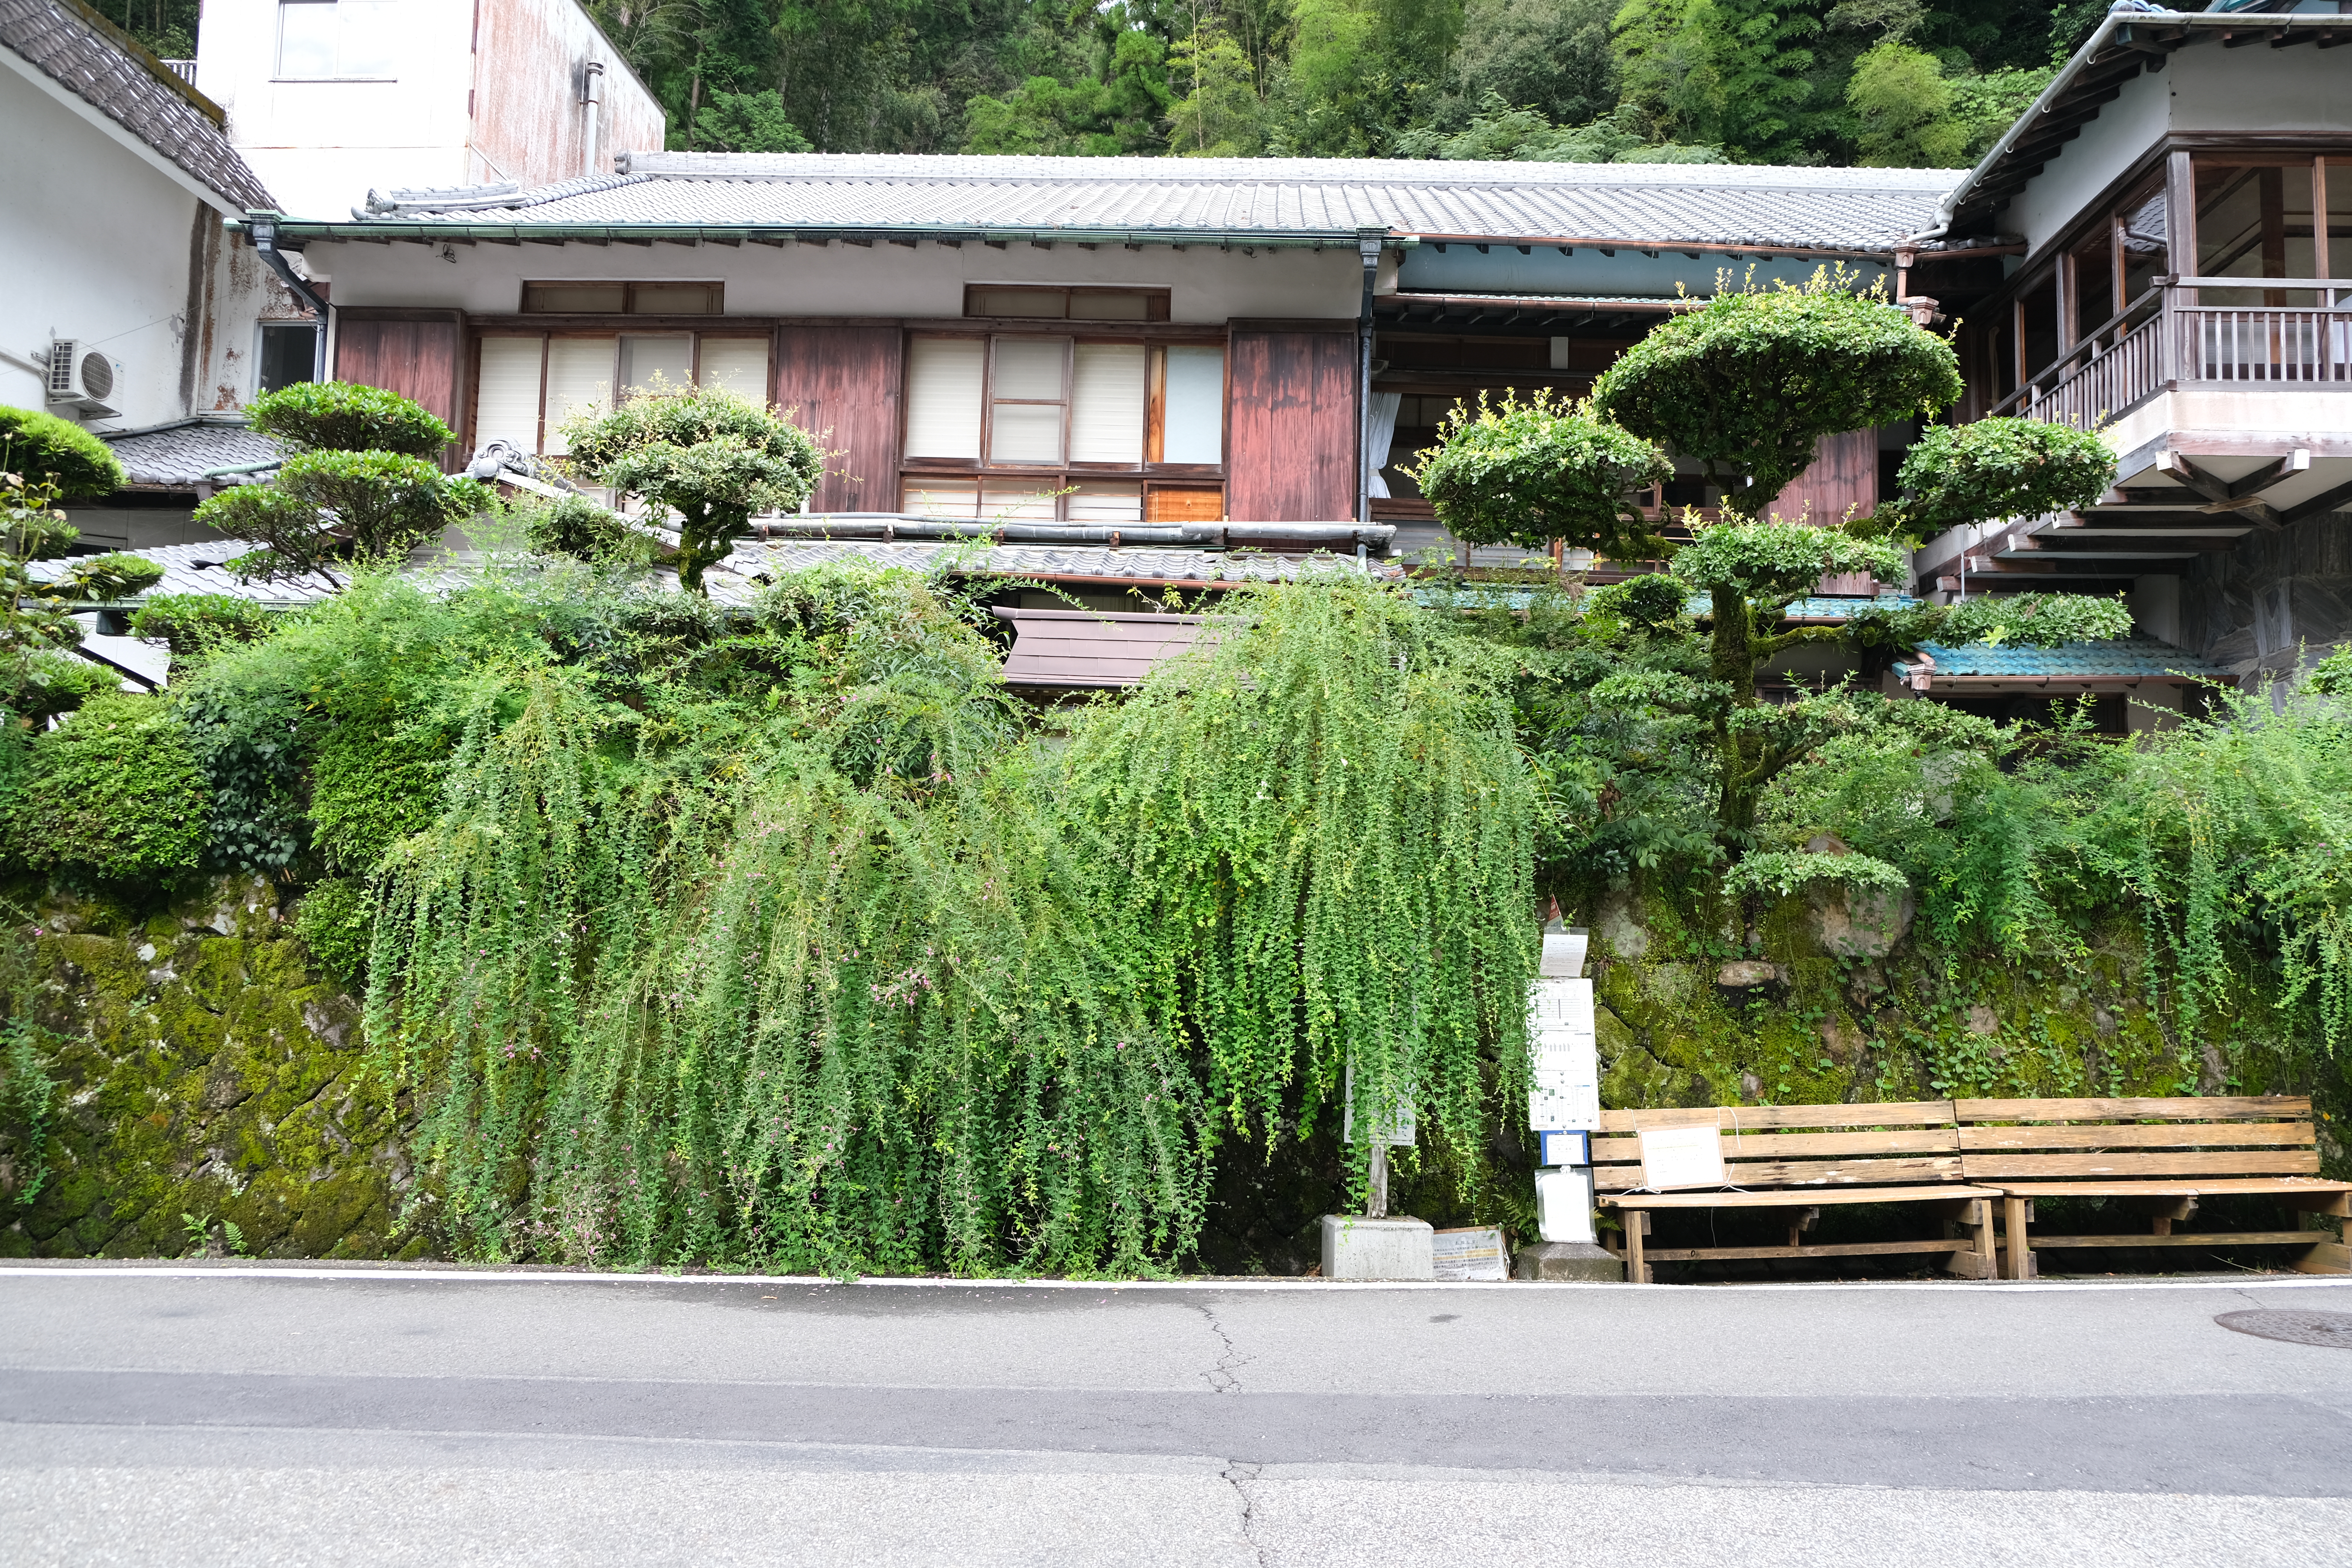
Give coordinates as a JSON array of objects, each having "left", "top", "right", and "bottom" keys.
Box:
[
  {"left": 197, "top": 0, "right": 664, "bottom": 220},
  {"left": 1998, "top": 60, "right": 2170, "bottom": 259},
  {"left": 0, "top": 46, "right": 288, "bottom": 432},
  {"left": 308, "top": 235, "right": 1364, "bottom": 322}
]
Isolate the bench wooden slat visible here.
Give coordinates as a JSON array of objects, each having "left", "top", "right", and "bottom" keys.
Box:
[
  {"left": 1958, "top": 1122, "right": 2317, "bottom": 1152},
  {"left": 1595, "top": 1156, "right": 1969, "bottom": 1191},
  {"left": 1955, "top": 1095, "right": 2310, "bottom": 1122},
  {"left": 1641, "top": 1238, "right": 1974, "bottom": 1263},
  {"left": 1600, "top": 1184, "right": 2000, "bottom": 1209},
  {"left": 1962, "top": 1149, "right": 2321, "bottom": 1179},
  {"left": 1591, "top": 1128, "right": 1961, "bottom": 1161},
  {"left": 1597, "top": 1101, "right": 1955, "bottom": 1132},
  {"left": 1975, "top": 1178, "right": 2352, "bottom": 1199},
  {"left": 2021, "top": 1231, "right": 2322, "bottom": 1250}
]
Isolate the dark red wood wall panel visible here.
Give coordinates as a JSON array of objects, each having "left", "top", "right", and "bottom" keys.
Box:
[
  {"left": 1225, "top": 328, "right": 1358, "bottom": 522},
  {"left": 1773, "top": 428, "right": 1877, "bottom": 527},
  {"left": 774, "top": 326, "right": 903, "bottom": 513},
  {"left": 333, "top": 311, "right": 467, "bottom": 469}
]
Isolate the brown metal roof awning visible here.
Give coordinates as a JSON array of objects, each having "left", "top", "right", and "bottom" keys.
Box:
[{"left": 993, "top": 607, "right": 1220, "bottom": 689}]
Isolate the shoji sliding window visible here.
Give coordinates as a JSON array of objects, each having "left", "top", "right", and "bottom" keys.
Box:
[
  {"left": 470, "top": 333, "right": 772, "bottom": 456},
  {"left": 900, "top": 332, "right": 1225, "bottom": 522}
]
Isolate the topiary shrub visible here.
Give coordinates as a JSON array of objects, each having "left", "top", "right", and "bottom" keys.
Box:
[
  {"left": 1407, "top": 390, "right": 1672, "bottom": 554},
  {"left": 0, "top": 406, "right": 126, "bottom": 500},
  {"left": 127, "top": 594, "right": 276, "bottom": 661},
  {"left": 194, "top": 451, "right": 492, "bottom": 581},
  {"left": 244, "top": 381, "right": 455, "bottom": 458},
  {"left": 560, "top": 385, "right": 822, "bottom": 592},
  {"left": 517, "top": 490, "right": 657, "bottom": 565},
  {"left": 1891, "top": 416, "right": 2118, "bottom": 534},
  {"left": 1593, "top": 267, "right": 1963, "bottom": 518},
  {"left": 19, "top": 692, "right": 210, "bottom": 880}
]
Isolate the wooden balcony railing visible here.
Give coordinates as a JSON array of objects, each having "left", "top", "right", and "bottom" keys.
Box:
[{"left": 1992, "top": 280, "right": 2352, "bottom": 427}]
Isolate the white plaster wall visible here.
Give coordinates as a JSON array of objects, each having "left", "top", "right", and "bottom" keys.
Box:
[
  {"left": 1399, "top": 247, "right": 1885, "bottom": 297},
  {"left": 472, "top": 0, "right": 664, "bottom": 184},
  {"left": 0, "top": 62, "right": 216, "bottom": 429},
  {"left": 197, "top": 0, "right": 475, "bottom": 217},
  {"left": 309, "top": 237, "right": 1364, "bottom": 322}
]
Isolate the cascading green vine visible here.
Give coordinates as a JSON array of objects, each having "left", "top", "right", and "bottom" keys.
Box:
[{"left": 358, "top": 568, "right": 1537, "bottom": 1271}]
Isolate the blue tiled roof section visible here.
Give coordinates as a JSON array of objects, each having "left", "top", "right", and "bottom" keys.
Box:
[{"left": 1898, "top": 638, "right": 2229, "bottom": 681}]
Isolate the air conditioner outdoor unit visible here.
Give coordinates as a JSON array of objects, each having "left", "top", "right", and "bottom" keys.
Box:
[{"left": 46, "top": 340, "right": 119, "bottom": 417}]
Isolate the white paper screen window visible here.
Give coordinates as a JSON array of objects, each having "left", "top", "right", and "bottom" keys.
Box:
[
  {"left": 1161, "top": 346, "right": 1224, "bottom": 464},
  {"left": 619, "top": 336, "right": 692, "bottom": 399},
  {"left": 697, "top": 338, "right": 770, "bottom": 400},
  {"left": 981, "top": 485, "right": 1057, "bottom": 521},
  {"left": 1069, "top": 344, "right": 1145, "bottom": 463},
  {"left": 542, "top": 338, "right": 617, "bottom": 455},
  {"left": 1066, "top": 483, "right": 1142, "bottom": 523},
  {"left": 990, "top": 338, "right": 1067, "bottom": 464},
  {"left": 903, "top": 338, "right": 985, "bottom": 459},
  {"left": 475, "top": 338, "right": 544, "bottom": 454},
  {"left": 904, "top": 481, "right": 979, "bottom": 518}
]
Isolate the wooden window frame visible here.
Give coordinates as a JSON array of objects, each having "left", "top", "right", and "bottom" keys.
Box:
[
  {"left": 520, "top": 281, "right": 726, "bottom": 315},
  {"left": 962, "top": 286, "right": 1171, "bottom": 323},
  {"left": 900, "top": 326, "right": 1224, "bottom": 521}
]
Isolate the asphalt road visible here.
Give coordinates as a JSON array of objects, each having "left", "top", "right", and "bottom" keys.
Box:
[{"left": 5, "top": 1266, "right": 2351, "bottom": 1565}]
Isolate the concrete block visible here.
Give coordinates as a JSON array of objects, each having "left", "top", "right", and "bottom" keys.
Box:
[
  {"left": 1320, "top": 1214, "right": 1435, "bottom": 1280},
  {"left": 1515, "top": 1241, "right": 1625, "bottom": 1282}
]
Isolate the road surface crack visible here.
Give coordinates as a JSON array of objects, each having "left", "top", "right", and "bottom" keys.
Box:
[
  {"left": 1197, "top": 1300, "right": 1245, "bottom": 1394},
  {"left": 1222, "top": 1459, "right": 1268, "bottom": 1566}
]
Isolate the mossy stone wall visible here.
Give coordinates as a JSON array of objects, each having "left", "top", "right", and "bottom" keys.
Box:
[{"left": 2, "top": 878, "right": 416, "bottom": 1260}]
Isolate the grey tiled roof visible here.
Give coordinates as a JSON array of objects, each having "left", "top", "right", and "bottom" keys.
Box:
[
  {"left": 101, "top": 416, "right": 285, "bottom": 488},
  {"left": 27, "top": 539, "right": 343, "bottom": 604},
  {"left": 0, "top": 0, "right": 274, "bottom": 211},
  {"left": 707, "top": 538, "right": 1404, "bottom": 602},
  {"left": 335, "top": 154, "right": 1961, "bottom": 253},
  {"left": 1897, "top": 637, "right": 2228, "bottom": 683}
]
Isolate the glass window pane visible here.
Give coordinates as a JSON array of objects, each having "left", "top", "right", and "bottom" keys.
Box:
[
  {"left": 2121, "top": 181, "right": 2167, "bottom": 303},
  {"left": 475, "top": 336, "right": 545, "bottom": 454},
  {"left": 1070, "top": 293, "right": 1149, "bottom": 321},
  {"left": 257, "top": 324, "right": 315, "bottom": 394},
  {"left": 904, "top": 338, "right": 985, "bottom": 459},
  {"left": 991, "top": 338, "right": 1066, "bottom": 401},
  {"left": 989, "top": 403, "right": 1064, "bottom": 464},
  {"left": 335, "top": 0, "right": 397, "bottom": 76},
  {"left": 982, "top": 485, "right": 1058, "bottom": 521},
  {"left": 524, "top": 284, "right": 628, "bottom": 314},
  {"left": 631, "top": 285, "right": 719, "bottom": 315},
  {"left": 1161, "top": 346, "right": 1223, "bottom": 464},
  {"left": 697, "top": 338, "right": 769, "bottom": 399},
  {"left": 970, "top": 289, "right": 1066, "bottom": 318},
  {"left": 1069, "top": 343, "right": 1145, "bottom": 464},
  {"left": 542, "top": 337, "right": 616, "bottom": 453},
  {"left": 619, "top": 335, "right": 692, "bottom": 397},
  {"left": 276, "top": 0, "right": 336, "bottom": 76},
  {"left": 2197, "top": 161, "right": 2312, "bottom": 304},
  {"left": 1067, "top": 483, "right": 1142, "bottom": 523}
]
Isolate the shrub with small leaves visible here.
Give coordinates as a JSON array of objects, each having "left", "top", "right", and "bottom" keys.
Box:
[
  {"left": 19, "top": 692, "right": 209, "bottom": 880},
  {"left": 1937, "top": 591, "right": 2137, "bottom": 648},
  {"left": 0, "top": 405, "right": 126, "bottom": 499},
  {"left": 292, "top": 876, "right": 373, "bottom": 989},
  {"left": 1408, "top": 390, "right": 1672, "bottom": 553},
  {"left": 519, "top": 491, "right": 657, "bottom": 565},
  {"left": 195, "top": 451, "right": 492, "bottom": 582},
  {"left": 1891, "top": 417, "right": 2118, "bottom": 534},
  {"left": 127, "top": 594, "right": 276, "bottom": 660},
  {"left": 245, "top": 381, "right": 455, "bottom": 458}
]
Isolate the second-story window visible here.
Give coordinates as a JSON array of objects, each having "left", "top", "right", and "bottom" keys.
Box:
[
  {"left": 276, "top": 0, "right": 396, "bottom": 80},
  {"left": 471, "top": 333, "right": 771, "bottom": 456}
]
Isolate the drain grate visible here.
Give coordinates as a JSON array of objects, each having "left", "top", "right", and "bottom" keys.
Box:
[{"left": 2214, "top": 1309, "right": 2352, "bottom": 1348}]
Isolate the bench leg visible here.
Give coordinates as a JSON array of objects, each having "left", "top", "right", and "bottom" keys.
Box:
[
  {"left": 1626, "top": 1210, "right": 1651, "bottom": 1285},
  {"left": 2003, "top": 1196, "right": 2032, "bottom": 1282},
  {"left": 1968, "top": 1199, "right": 1996, "bottom": 1280}
]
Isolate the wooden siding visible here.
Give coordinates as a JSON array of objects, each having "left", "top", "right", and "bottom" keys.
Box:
[
  {"left": 775, "top": 326, "right": 902, "bottom": 513},
  {"left": 1226, "top": 328, "right": 1358, "bottom": 522},
  {"left": 994, "top": 608, "right": 1215, "bottom": 687},
  {"left": 334, "top": 311, "right": 468, "bottom": 470},
  {"left": 1773, "top": 428, "right": 1877, "bottom": 528}
]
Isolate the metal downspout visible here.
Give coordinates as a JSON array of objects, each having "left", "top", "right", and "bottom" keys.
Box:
[{"left": 248, "top": 212, "right": 329, "bottom": 380}]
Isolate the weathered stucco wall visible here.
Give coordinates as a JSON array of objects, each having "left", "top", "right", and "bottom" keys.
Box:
[{"left": 1, "top": 878, "right": 413, "bottom": 1261}]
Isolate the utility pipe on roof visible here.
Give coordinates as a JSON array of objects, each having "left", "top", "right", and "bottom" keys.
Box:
[{"left": 582, "top": 61, "right": 605, "bottom": 180}]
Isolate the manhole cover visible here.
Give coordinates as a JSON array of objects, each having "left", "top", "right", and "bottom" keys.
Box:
[{"left": 2215, "top": 1309, "right": 2352, "bottom": 1348}]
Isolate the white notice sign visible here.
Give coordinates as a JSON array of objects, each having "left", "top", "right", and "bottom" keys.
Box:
[
  {"left": 1638, "top": 1124, "right": 1727, "bottom": 1190},
  {"left": 1526, "top": 976, "right": 1600, "bottom": 1133},
  {"left": 1430, "top": 1226, "right": 1509, "bottom": 1281}
]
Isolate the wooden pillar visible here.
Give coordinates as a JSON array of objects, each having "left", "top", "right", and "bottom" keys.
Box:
[
  {"left": 2312, "top": 157, "right": 2332, "bottom": 287},
  {"left": 2003, "top": 1196, "right": 2032, "bottom": 1281},
  {"left": 2166, "top": 149, "right": 2198, "bottom": 297}
]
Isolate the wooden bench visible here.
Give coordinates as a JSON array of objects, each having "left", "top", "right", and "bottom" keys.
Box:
[
  {"left": 1955, "top": 1096, "right": 2352, "bottom": 1279},
  {"left": 1593, "top": 1103, "right": 2000, "bottom": 1285}
]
